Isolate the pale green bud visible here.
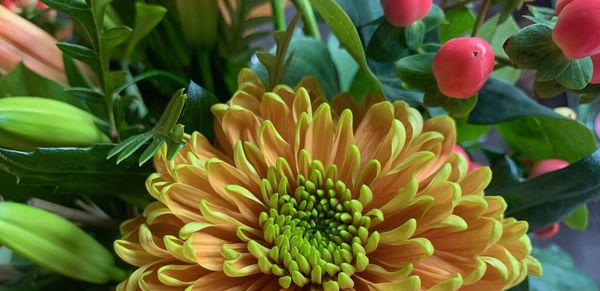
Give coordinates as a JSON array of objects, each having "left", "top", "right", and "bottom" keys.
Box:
[
  {"left": 0, "top": 97, "right": 110, "bottom": 151},
  {"left": 0, "top": 202, "right": 125, "bottom": 283}
]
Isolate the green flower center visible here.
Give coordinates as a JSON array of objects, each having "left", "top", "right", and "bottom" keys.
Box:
[{"left": 247, "top": 160, "right": 382, "bottom": 290}]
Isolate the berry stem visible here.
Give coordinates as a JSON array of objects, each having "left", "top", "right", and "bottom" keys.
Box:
[{"left": 472, "top": 0, "right": 491, "bottom": 37}]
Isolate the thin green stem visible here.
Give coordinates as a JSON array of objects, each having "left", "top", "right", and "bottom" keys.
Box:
[
  {"left": 495, "top": 55, "right": 517, "bottom": 69},
  {"left": 293, "top": 0, "right": 321, "bottom": 40},
  {"left": 199, "top": 52, "right": 216, "bottom": 94},
  {"left": 271, "top": 0, "right": 287, "bottom": 31},
  {"left": 471, "top": 0, "right": 491, "bottom": 37},
  {"left": 442, "top": 0, "right": 477, "bottom": 11}
]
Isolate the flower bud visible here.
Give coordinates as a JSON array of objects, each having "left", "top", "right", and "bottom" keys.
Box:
[
  {"left": 0, "top": 97, "right": 110, "bottom": 151},
  {"left": 552, "top": 0, "right": 600, "bottom": 59},
  {"left": 0, "top": 202, "right": 125, "bottom": 283},
  {"left": 380, "top": 0, "right": 432, "bottom": 27},
  {"left": 536, "top": 223, "right": 560, "bottom": 238},
  {"left": 529, "top": 159, "right": 569, "bottom": 178},
  {"left": 433, "top": 37, "right": 495, "bottom": 99},
  {"left": 0, "top": 5, "right": 65, "bottom": 83}
]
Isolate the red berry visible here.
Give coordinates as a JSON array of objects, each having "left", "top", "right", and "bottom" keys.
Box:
[
  {"left": 432, "top": 37, "right": 495, "bottom": 99},
  {"left": 529, "top": 159, "right": 569, "bottom": 178},
  {"left": 555, "top": 0, "right": 577, "bottom": 15},
  {"left": 536, "top": 223, "right": 560, "bottom": 238},
  {"left": 380, "top": 0, "right": 432, "bottom": 27},
  {"left": 591, "top": 54, "right": 600, "bottom": 84},
  {"left": 552, "top": 0, "right": 600, "bottom": 59}
]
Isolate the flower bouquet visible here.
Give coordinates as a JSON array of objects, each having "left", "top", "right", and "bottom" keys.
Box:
[{"left": 0, "top": 0, "right": 599, "bottom": 290}]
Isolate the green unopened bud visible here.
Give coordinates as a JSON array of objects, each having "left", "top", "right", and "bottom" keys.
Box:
[
  {"left": 175, "top": 0, "right": 218, "bottom": 49},
  {"left": 0, "top": 202, "right": 125, "bottom": 283},
  {"left": 0, "top": 97, "right": 110, "bottom": 151}
]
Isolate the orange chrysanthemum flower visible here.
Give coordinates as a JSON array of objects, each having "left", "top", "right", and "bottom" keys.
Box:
[{"left": 114, "top": 69, "right": 541, "bottom": 290}]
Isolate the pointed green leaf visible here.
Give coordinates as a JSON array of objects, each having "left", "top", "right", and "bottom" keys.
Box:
[
  {"left": 564, "top": 204, "right": 589, "bottom": 231},
  {"left": 488, "top": 151, "right": 600, "bottom": 231},
  {"left": 556, "top": 57, "right": 593, "bottom": 90},
  {"left": 395, "top": 53, "right": 436, "bottom": 91},
  {"left": 309, "top": 0, "right": 382, "bottom": 94},
  {"left": 179, "top": 81, "right": 219, "bottom": 140},
  {"left": 125, "top": 2, "right": 167, "bottom": 56},
  {"left": 366, "top": 20, "right": 408, "bottom": 63},
  {"left": 0, "top": 145, "right": 151, "bottom": 198},
  {"left": 529, "top": 245, "right": 598, "bottom": 291},
  {"left": 100, "top": 26, "right": 132, "bottom": 72}
]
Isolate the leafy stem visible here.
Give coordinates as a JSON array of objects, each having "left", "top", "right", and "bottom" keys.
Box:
[
  {"left": 271, "top": 0, "right": 287, "bottom": 31},
  {"left": 472, "top": 0, "right": 491, "bottom": 37},
  {"left": 292, "top": 0, "right": 321, "bottom": 40}
]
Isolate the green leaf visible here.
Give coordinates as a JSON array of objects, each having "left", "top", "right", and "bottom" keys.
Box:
[
  {"left": 533, "top": 79, "right": 567, "bottom": 98},
  {"left": 497, "top": 116, "right": 596, "bottom": 162},
  {"left": 422, "top": 4, "right": 446, "bottom": 32},
  {"left": 309, "top": 0, "right": 383, "bottom": 94},
  {"left": 256, "top": 11, "right": 301, "bottom": 90},
  {"left": 503, "top": 24, "right": 554, "bottom": 69},
  {"left": 99, "top": 26, "right": 132, "bottom": 72},
  {"left": 470, "top": 78, "right": 560, "bottom": 124},
  {"left": 366, "top": 20, "right": 408, "bottom": 63},
  {"left": 283, "top": 37, "right": 340, "bottom": 98},
  {"left": 334, "top": 0, "right": 382, "bottom": 27},
  {"left": 0, "top": 145, "right": 151, "bottom": 198},
  {"left": 498, "top": 0, "right": 525, "bottom": 24},
  {"left": 179, "top": 81, "right": 219, "bottom": 140},
  {"left": 327, "top": 34, "right": 359, "bottom": 92},
  {"left": 63, "top": 54, "right": 92, "bottom": 88},
  {"left": 0, "top": 64, "right": 87, "bottom": 110},
  {"left": 108, "top": 90, "right": 187, "bottom": 165},
  {"left": 404, "top": 21, "right": 425, "bottom": 50},
  {"left": 0, "top": 202, "right": 124, "bottom": 284},
  {"left": 125, "top": 2, "right": 167, "bottom": 56},
  {"left": 564, "top": 204, "right": 589, "bottom": 230},
  {"left": 556, "top": 57, "right": 593, "bottom": 90},
  {"left": 529, "top": 245, "right": 598, "bottom": 291},
  {"left": 438, "top": 7, "right": 475, "bottom": 43},
  {"left": 443, "top": 95, "right": 478, "bottom": 118},
  {"left": 456, "top": 118, "right": 490, "bottom": 144},
  {"left": 536, "top": 52, "right": 570, "bottom": 82},
  {"left": 89, "top": 0, "right": 113, "bottom": 35},
  {"left": 42, "top": 0, "right": 98, "bottom": 48},
  {"left": 57, "top": 42, "right": 101, "bottom": 78},
  {"left": 395, "top": 53, "right": 436, "bottom": 91},
  {"left": 487, "top": 152, "right": 600, "bottom": 231}
]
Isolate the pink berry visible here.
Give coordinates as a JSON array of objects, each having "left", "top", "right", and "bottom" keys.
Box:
[
  {"left": 433, "top": 37, "right": 495, "bottom": 99},
  {"left": 536, "top": 223, "right": 560, "bottom": 238},
  {"left": 380, "top": 0, "right": 432, "bottom": 27},
  {"left": 529, "top": 159, "right": 569, "bottom": 178},
  {"left": 591, "top": 54, "right": 600, "bottom": 84},
  {"left": 552, "top": 0, "right": 600, "bottom": 59},
  {"left": 555, "top": 0, "right": 577, "bottom": 15}
]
